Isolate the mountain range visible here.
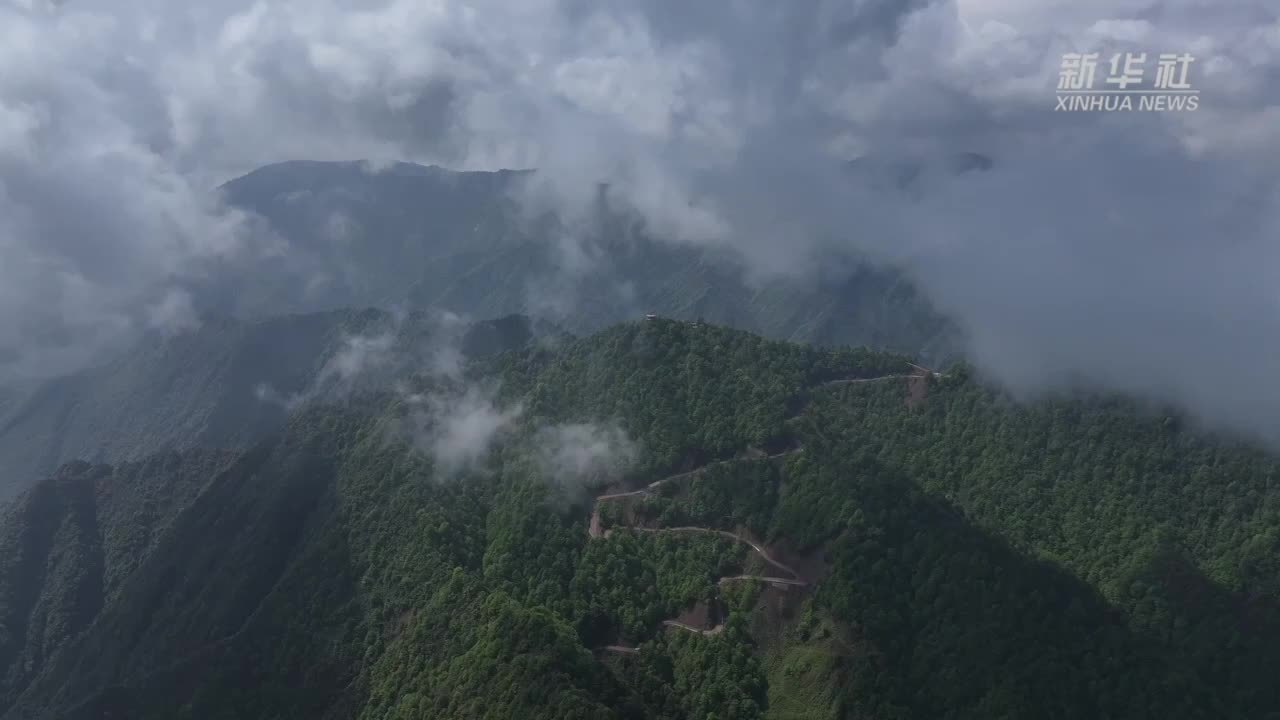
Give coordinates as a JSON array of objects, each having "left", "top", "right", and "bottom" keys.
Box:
[
  {"left": 212, "top": 158, "right": 963, "bottom": 359},
  {"left": 0, "top": 156, "right": 973, "bottom": 501},
  {"left": 6, "top": 155, "right": 1274, "bottom": 719},
  {"left": 2, "top": 319, "right": 1278, "bottom": 719}
]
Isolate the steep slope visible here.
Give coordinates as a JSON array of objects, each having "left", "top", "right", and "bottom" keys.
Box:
[
  {"left": 0, "top": 450, "right": 237, "bottom": 711},
  {"left": 0, "top": 312, "right": 341, "bottom": 500},
  {"left": 3, "top": 319, "right": 1279, "bottom": 718},
  {"left": 0, "top": 311, "right": 551, "bottom": 501}
]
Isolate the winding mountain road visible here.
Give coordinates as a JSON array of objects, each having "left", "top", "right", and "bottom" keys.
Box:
[
  {"left": 588, "top": 449, "right": 800, "bottom": 539},
  {"left": 589, "top": 367, "right": 940, "bottom": 652},
  {"left": 718, "top": 574, "right": 806, "bottom": 587},
  {"left": 817, "top": 373, "right": 917, "bottom": 388},
  {"left": 587, "top": 455, "right": 809, "bottom": 651},
  {"left": 818, "top": 363, "right": 939, "bottom": 389},
  {"left": 624, "top": 527, "right": 804, "bottom": 584},
  {"left": 909, "top": 362, "right": 943, "bottom": 378}
]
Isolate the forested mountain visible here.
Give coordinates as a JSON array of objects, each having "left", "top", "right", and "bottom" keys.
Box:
[
  {"left": 3, "top": 319, "right": 1279, "bottom": 718},
  {"left": 213, "top": 160, "right": 961, "bottom": 363},
  {"left": 0, "top": 311, "right": 550, "bottom": 501}
]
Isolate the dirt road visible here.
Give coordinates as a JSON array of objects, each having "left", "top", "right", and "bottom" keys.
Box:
[
  {"left": 718, "top": 574, "right": 806, "bottom": 587},
  {"left": 586, "top": 379, "right": 915, "bottom": 653},
  {"left": 602, "top": 645, "right": 640, "bottom": 655},
  {"left": 625, "top": 526, "right": 805, "bottom": 583},
  {"left": 663, "top": 619, "right": 725, "bottom": 636},
  {"left": 818, "top": 374, "right": 916, "bottom": 388},
  {"left": 588, "top": 449, "right": 800, "bottom": 539}
]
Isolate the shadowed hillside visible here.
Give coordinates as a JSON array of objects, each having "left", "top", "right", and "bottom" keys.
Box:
[{"left": 0, "top": 311, "right": 550, "bottom": 501}]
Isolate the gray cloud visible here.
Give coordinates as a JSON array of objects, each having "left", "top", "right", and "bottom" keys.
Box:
[
  {"left": 403, "top": 383, "right": 523, "bottom": 475},
  {"left": 145, "top": 288, "right": 201, "bottom": 335},
  {"left": 0, "top": 0, "right": 268, "bottom": 378},
  {"left": 536, "top": 421, "right": 638, "bottom": 497},
  {"left": 253, "top": 328, "right": 400, "bottom": 410},
  {"left": 3, "top": 0, "right": 1280, "bottom": 442},
  {"left": 252, "top": 307, "right": 471, "bottom": 409},
  {"left": 250, "top": 309, "right": 523, "bottom": 473}
]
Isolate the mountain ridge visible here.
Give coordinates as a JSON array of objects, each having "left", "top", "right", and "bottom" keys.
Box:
[{"left": 1, "top": 319, "right": 1279, "bottom": 717}]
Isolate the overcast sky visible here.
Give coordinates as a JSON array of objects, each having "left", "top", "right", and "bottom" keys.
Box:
[{"left": 3, "top": 0, "right": 1280, "bottom": 440}]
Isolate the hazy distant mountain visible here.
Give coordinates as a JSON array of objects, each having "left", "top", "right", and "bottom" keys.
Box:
[
  {"left": 0, "top": 154, "right": 983, "bottom": 499},
  {"left": 213, "top": 159, "right": 965, "bottom": 363},
  {"left": 211, "top": 161, "right": 532, "bottom": 315}
]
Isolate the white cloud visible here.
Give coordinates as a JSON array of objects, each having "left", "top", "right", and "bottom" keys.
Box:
[
  {"left": 538, "top": 421, "right": 637, "bottom": 485},
  {"left": 2, "top": 0, "right": 1280, "bottom": 442},
  {"left": 408, "top": 384, "right": 523, "bottom": 474}
]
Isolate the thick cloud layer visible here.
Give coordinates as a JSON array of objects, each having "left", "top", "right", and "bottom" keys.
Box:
[{"left": 3, "top": 0, "right": 1279, "bottom": 440}]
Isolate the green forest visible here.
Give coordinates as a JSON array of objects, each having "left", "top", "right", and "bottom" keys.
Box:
[{"left": 1, "top": 319, "right": 1278, "bottom": 718}]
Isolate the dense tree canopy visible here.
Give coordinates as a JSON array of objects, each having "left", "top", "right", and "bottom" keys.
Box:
[{"left": 1, "top": 320, "right": 1278, "bottom": 718}]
